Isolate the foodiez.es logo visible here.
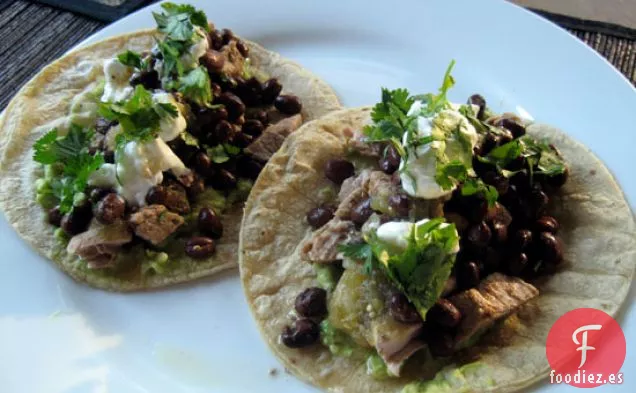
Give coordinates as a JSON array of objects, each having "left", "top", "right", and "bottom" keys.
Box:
[{"left": 546, "top": 308, "right": 626, "bottom": 388}]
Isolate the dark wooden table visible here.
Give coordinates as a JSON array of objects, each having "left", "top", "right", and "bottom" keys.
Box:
[{"left": 0, "top": 0, "right": 634, "bottom": 112}]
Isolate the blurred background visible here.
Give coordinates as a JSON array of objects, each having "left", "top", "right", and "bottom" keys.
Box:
[{"left": 0, "top": 0, "right": 634, "bottom": 111}]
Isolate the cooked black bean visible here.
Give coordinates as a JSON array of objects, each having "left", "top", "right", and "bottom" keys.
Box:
[
  {"left": 388, "top": 194, "right": 410, "bottom": 217},
  {"left": 185, "top": 236, "right": 216, "bottom": 259},
  {"left": 428, "top": 331, "right": 455, "bottom": 357},
  {"left": 529, "top": 188, "right": 549, "bottom": 217},
  {"left": 61, "top": 203, "right": 92, "bottom": 236},
  {"left": 483, "top": 246, "right": 501, "bottom": 273},
  {"left": 483, "top": 171, "right": 509, "bottom": 195},
  {"left": 476, "top": 132, "right": 498, "bottom": 156},
  {"left": 281, "top": 319, "right": 320, "bottom": 348},
  {"left": 468, "top": 94, "right": 486, "bottom": 120},
  {"left": 445, "top": 212, "right": 469, "bottom": 233},
  {"left": 512, "top": 229, "right": 533, "bottom": 251},
  {"left": 508, "top": 253, "right": 529, "bottom": 276},
  {"left": 104, "top": 150, "right": 115, "bottom": 164},
  {"left": 208, "top": 30, "right": 223, "bottom": 50},
  {"left": 129, "top": 70, "right": 160, "bottom": 90},
  {"left": 498, "top": 129, "right": 514, "bottom": 145},
  {"left": 457, "top": 261, "right": 480, "bottom": 289},
  {"left": 536, "top": 232, "right": 564, "bottom": 264},
  {"left": 379, "top": 145, "right": 400, "bottom": 174},
  {"left": 236, "top": 40, "right": 249, "bottom": 57},
  {"left": 466, "top": 198, "right": 489, "bottom": 224},
  {"left": 234, "top": 77, "right": 262, "bottom": 106},
  {"left": 509, "top": 171, "right": 530, "bottom": 192},
  {"left": 427, "top": 299, "right": 462, "bottom": 328},
  {"left": 213, "top": 120, "right": 234, "bottom": 144},
  {"left": 218, "top": 92, "right": 245, "bottom": 121},
  {"left": 95, "top": 193, "right": 126, "bottom": 224},
  {"left": 198, "top": 207, "right": 224, "bottom": 239},
  {"left": 194, "top": 152, "right": 212, "bottom": 175},
  {"left": 221, "top": 28, "right": 234, "bottom": 44},
  {"left": 242, "top": 119, "right": 264, "bottom": 137},
  {"left": 261, "top": 78, "right": 283, "bottom": 105},
  {"left": 146, "top": 185, "right": 168, "bottom": 205},
  {"left": 89, "top": 187, "right": 112, "bottom": 204},
  {"left": 47, "top": 206, "right": 63, "bottom": 227},
  {"left": 535, "top": 216, "right": 559, "bottom": 233},
  {"left": 495, "top": 117, "right": 526, "bottom": 138},
  {"left": 505, "top": 155, "right": 526, "bottom": 171},
  {"left": 295, "top": 287, "right": 327, "bottom": 318},
  {"left": 198, "top": 106, "right": 228, "bottom": 127},
  {"left": 351, "top": 199, "right": 373, "bottom": 226},
  {"left": 236, "top": 156, "right": 264, "bottom": 180},
  {"left": 491, "top": 221, "right": 508, "bottom": 244},
  {"left": 187, "top": 174, "right": 206, "bottom": 198},
  {"left": 544, "top": 167, "right": 569, "bottom": 189},
  {"left": 245, "top": 108, "right": 269, "bottom": 125},
  {"left": 210, "top": 82, "right": 222, "bottom": 97},
  {"left": 388, "top": 292, "right": 421, "bottom": 323},
  {"left": 274, "top": 94, "right": 302, "bottom": 115},
  {"left": 306, "top": 206, "right": 335, "bottom": 229},
  {"left": 200, "top": 50, "right": 225, "bottom": 74},
  {"left": 466, "top": 221, "right": 492, "bottom": 248},
  {"left": 324, "top": 159, "right": 354, "bottom": 185},
  {"left": 212, "top": 169, "right": 238, "bottom": 190},
  {"left": 472, "top": 156, "right": 496, "bottom": 178}
]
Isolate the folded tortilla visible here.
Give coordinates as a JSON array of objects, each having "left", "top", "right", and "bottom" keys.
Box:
[
  {"left": 239, "top": 107, "right": 636, "bottom": 392},
  {"left": 0, "top": 29, "right": 340, "bottom": 291}
]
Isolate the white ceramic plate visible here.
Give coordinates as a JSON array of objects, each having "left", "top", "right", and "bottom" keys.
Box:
[{"left": 1, "top": 0, "right": 634, "bottom": 392}]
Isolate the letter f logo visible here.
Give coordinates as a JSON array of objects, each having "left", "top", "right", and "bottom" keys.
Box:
[{"left": 572, "top": 324, "right": 602, "bottom": 368}]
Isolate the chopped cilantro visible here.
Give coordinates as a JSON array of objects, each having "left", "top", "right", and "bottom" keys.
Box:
[
  {"left": 362, "top": 88, "right": 416, "bottom": 145},
  {"left": 153, "top": 2, "right": 209, "bottom": 42},
  {"left": 98, "top": 85, "right": 178, "bottom": 148},
  {"left": 177, "top": 66, "right": 212, "bottom": 107},
  {"left": 33, "top": 125, "right": 104, "bottom": 213},
  {"left": 117, "top": 50, "right": 144, "bottom": 69},
  {"left": 520, "top": 136, "right": 566, "bottom": 176},
  {"left": 419, "top": 60, "right": 456, "bottom": 117},
  {"left": 180, "top": 131, "right": 199, "bottom": 147},
  {"left": 223, "top": 144, "right": 242, "bottom": 155},
  {"left": 461, "top": 178, "right": 498, "bottom": 207},
  {"left": 435, "top": 160, "right": 469, "bottom": 190},
  {"left": 338, "top": 241, "right": 376, "bottom": 274},
  {"left": 207, "top": 144, "right": 230, "bottom": 163},
  {"left": 478, "top": 139, "right": 522, "bottom": 169},
  {"left": 157, "top": 39, "right": 187, "bottom": 80}
]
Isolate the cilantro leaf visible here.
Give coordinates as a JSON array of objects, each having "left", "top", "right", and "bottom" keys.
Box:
[
  {"left": 117, "top": 50, "right": 144, "bottom": 69},
  {"left": 520, "top": 136, "right": 566, "bottom": 176},
  {"left": 153, "top": 2, "right": 209, "bottom": 42},
  {"left": 363, "top": 88, "right": 416, "bottom": 145},
  {"left": 435, "top": 160, "right": 468, "bottom": 190},
  {"left": 420, "top": 60, "right": 456, "bottom": 117},
  {"left": 157, "top": 39, "right": 187, "bottom": 80},
  {"left": 33, "top": 125, "right": 94, "bottom": 165},
  {"left": 177, "top": 66, "right": 212, "bottom": 107},
  {"left": 207, "top": 145, "right": 230, "bottom": 163},
  {"left": 338, "top": 242, "right": 376, "bottom": 274},
  {"left": 98, "top": 85, "right": 178, "bottom": 148},
  {"left": 180, "top": 131, "right": 199, "bottom": 147},
  {"left": 461, "top": 178, "right": 498, "bottom": 207},
  {"left": 480, "top": 139, "right": 522, "bottom": 169}
]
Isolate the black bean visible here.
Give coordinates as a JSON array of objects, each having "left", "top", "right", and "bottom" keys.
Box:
[
  {"left": 208, "top": 30, "right": 223, "bottom": 50},
  {"left": 294, "top": 287, "right": 327, "bottom": 318},
  {"left": 535, "top": 216, "right": 559, "bottom": 233},
  {"left": 457, "top": 261, "right": 480, "bottom": 289},
  {"left": 210, "top": 82, "right": 222, "bottom": 97},
  {"left": 89, "top": 187, "right": 112, "bottom": 204},
  {"left": 379, "top": 145, "right": 400, "bottom": 174},
  {"left": 95, "top": 193, "right": 126, "bottom": 224},
  {"left": 221, "top": 28, "right": 234, "bottom": 44},
  {"left": 536, "top": 232, "right": 564, "bottom": 264},
  {"left": 508, "top": 253, "right": 529, "bottom": 276},
  {"left": 498, "top": 129, "right": 514, "bottom": 145},
  {"left": 466, "top": 197, "right": 488, "bottom": 223},
  {"left": 426, "top": 299, "right": 462, "bottom": 328},
  {"left": 324, "top": 159, "right": 354, "bottom": 185},
  {"left": 466, "top": 221, "right": 491, "bottom": 248},
  {"left": 236, "top": 40, "right": 249, "bottom": 57},
  {"left": 61, "top": 203, "right": 92, "bottom": 236},
  {"left": 388, "top": 194, "right": 410, "bottom": 217},
  {"left": 200, "top": 50, "right": 225, "bottom": 74},
  {"left": 187, "top": 174, "right": 206, "bottom": 198},
  {"left": 472, "top": 156, "right": 496, "bottom": 178},
  {"left": 212, "top": 120, "right": 234, "bottom": 144},
  {"left": 483, "top": 171, "right": 509, "bottom": 195},
  {"left": 242, "top": 119, "right": 264, "bottom": 137},
  {"left": 545, "top": 167, "right": 569, "bottom": 189},
  {"left": 306, "top": 206, "right": 335, "bottom": 229},
  {"left": 218, "top": 92, "right": 245, "bottom": 121},
  {"left": 491, "top": 221, "right": 508, "bottom": 244},
  {"left": 388, "top": 292, "right": 421, "bottom": 323},
  {"left": 509, "top": 171, "right": 531, "bottom": 192},
  {"left": 195, "top": 152, "right": 212, "bottom": 175},
  {"left": 281, "top": 319, "right": 320, "bottom": 348},
  {"left": 483, "top": 246, "right": 501, "bottom": 273},
  {"left": 351, "top": 199, "right": 373, "bottom": 226},
  {"left": 236, "top": 156, "right": 264, "bottom": 180},
  {"left": 47, "top": 206, "right": 63, "bottom": 227},
  {"left": 146, "top": 185, "right": 168, "bottom": 205},
  {"left": 245, "top": 108, "right": 269, "bottom": 125},
  {"left": 512, "top": 229, "right": 533, "bottom": 251},
  {"left": 468, "top": 94, "right": 487, "bottom": 120},
  {"left": 197, "top": 106, "right": 228, "bottom": 127},
  {"left": 232, "top": 132, "right": 253, "bottom": 148},
  {"left": 261, "top": 78, "right": 283, "bottom": 105},
  {"left": 529, "top": 188, "right": 549, "bottom": 217},
  {"left": 476, "top": 132, "right": 498, "bottom": 156},
  {"left": 198, "top": 207, "right": 223, "bottom": 239},
  {"left": 428, "top": 331, "right": 455, "bottom": 357},
  {"left": 445, "top": 212, "right": 469, "bottom": 233},
  {"left": 505, "top": 155, "right": 526, "bottom": 171},
  {"left": 211, "top": 169, "right": 237, "bottom": 190},
  {"left": 104, "top": 151, "right": 115, "bottom": 164},
  {"left": 129, "top": 70, "right": 160, "bottom": 90},
  {"left": 185, "top": 236, "right": 216, "bottom": 259},
  {"left": 274, "top": 94, "right": 302, "bottom": 115},
  {"left": 495, "top": 118, "right": 526, "bottom": 138},
  {"left": 164, "top": 181, "right": 191, "bottom": 214}
]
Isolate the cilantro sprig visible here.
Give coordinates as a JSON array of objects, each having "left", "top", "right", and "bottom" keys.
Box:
[
  {"left": 520, "top": 136, "right": 567, "bottom": 177},
  {"left": 98, "top": 85, "right": 178, "bottom": 148},
  {"left": 117, "top": 50, "right": 146, "bottom": 70},
  {"left": 338, "top": 241, "right": 377, "bottom": 275},
  {"left": 362, "top": 88, "right": 416, "bottom": 148},
  {"left": 417, "top": 60, "right": 456, "bottom": 117},
  {"left": 153, "top": 2, "right": 209, "bottom": 42},
  {"left": 435, "top": 160, "right": 499, "bottom": 206},
  {"left": 33, "top": 125, "right": 104, "bottom": 213}
]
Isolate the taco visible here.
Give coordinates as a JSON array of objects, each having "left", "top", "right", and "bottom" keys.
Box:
[
  {"left": 239, "top": 62, "right": 635, "bottom": 392},
  {"left": 0, "top": 2, "right": 340, "bottom": 291}
]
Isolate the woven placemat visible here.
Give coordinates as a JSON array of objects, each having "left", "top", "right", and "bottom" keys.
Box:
[{"left": 0, "top": 1, "right": 633, "bottom": 111}]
